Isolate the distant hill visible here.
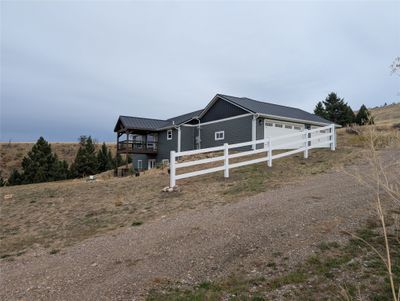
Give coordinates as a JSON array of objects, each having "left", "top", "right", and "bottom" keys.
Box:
[
  {"left": 0, "top": 142, "right": 116, "bottom": 179},
  {"left": 369, "top": 103, "right": 400, "bottom": 126}
]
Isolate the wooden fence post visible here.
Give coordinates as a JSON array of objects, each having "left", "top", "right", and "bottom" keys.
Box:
[
  {"left": 224, "top": 143, "right": 229, "bottom": 178},
  {"left": 170, "top": 151, "right": 176, "bottom": 187}
]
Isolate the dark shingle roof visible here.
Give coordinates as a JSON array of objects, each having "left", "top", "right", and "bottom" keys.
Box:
[
  {"left": 217, "top": 94, "right": 331, "bottom": 125},
  {"left": 116, "top": 116, "right": 170, "bottom": 131},
  {"left": 115, "top": 94, "right": 332, "bottom": 132},
  {"left": 115, "top": 110, "right": 202, "bottom": 132},
  {"left": 167, "top": 109, "right": 203, "bottom": 125}
]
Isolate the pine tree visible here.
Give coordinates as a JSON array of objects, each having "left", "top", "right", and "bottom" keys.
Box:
[
  {"left": 21, "top": 137, "right": 58, "bottom": 184},
  {"left": 355, "top": 104, "right": 374, "bottom": 125},
  {"left": 114, "top": 153, "right": 123, "bottom": 168},
  {"left": 321, "top": 92, "right": 355, "bottom": 126},
  {"left": 314, "top": 101, "right": 327, "bottom": 119},
  {"left": 0, "top": 171, "right": 6, "bottom": 187},
  {"left": 70, "top": 136, "right": 98, "bottom": 177},
  {"left": 8, "top": 169, "right": 23, "bottom": 185},
  {"left": 97, "top": 143, "right": 113, "bottom": 172}
]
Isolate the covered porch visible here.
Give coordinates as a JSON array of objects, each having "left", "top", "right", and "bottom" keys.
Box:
[{"left": 116, "top": 130, "right": 159, "bottom": 155}]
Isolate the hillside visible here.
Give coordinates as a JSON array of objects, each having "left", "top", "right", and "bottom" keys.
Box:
[
  {"left": 369, "top": 102, "right": 400, "bottom": 126},
  {"left": 0, "top": 142, "right": 116, "bottom": 179}
]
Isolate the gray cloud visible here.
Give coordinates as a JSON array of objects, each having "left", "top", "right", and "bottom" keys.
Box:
[{"left": 1, "top": 1, "right": 399, "bottom": 142}]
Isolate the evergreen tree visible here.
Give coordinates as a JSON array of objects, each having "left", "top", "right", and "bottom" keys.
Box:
[
  {"left": 321, "top": 92, "right": 355, "bottom": 126},
  {"left": 314, "top": 101, "right": 327, "bottom": 119},
  {"left": 8, "top": 169, "right": 23, "bottom": 185},
  {"left": 21, "top": 137, "right": 59, "bottom": 184},
  {"left": 343, "top": 105, "right": 356, "bottom": 126},
  {"left": 114, "top": 153, "right": 123, "bottom": 168},
  {"left": 355, "top": 104, "right": 374, "bottom": 125},
  {"left": 97, "top": 143, "right": 113, "bottom": 172},
  {"left": 70, "top": 136, "right": 98, "bottom": 177},
  {"left": 0, "top": 171, "right": 6, "bottom": 187}
]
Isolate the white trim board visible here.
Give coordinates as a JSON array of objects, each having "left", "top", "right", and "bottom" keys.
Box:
[{"left": 181, "top": 113, "right": 253, "bottom": 127}]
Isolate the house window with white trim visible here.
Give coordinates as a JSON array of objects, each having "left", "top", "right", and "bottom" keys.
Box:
[
  {"left": 137, "top": 160, "right": 143, "bottom": 170},
  {"left": 167, "top": 130, "right": 173, "bottom": 140},
  {"left": 162, "top": 159, "right": 169, "bottom": 166},
  {"left": 215, "top": 131, "right": 224, "bottom": 141}
]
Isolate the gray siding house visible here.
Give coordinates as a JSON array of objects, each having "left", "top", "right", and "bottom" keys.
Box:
[{"left": 114, "top": 94, "right": 332, "bottom": 170}]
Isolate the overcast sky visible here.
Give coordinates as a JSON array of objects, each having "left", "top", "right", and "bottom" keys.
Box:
[{"left": 1, "top": 1, "right": 399, "bottom": 142}]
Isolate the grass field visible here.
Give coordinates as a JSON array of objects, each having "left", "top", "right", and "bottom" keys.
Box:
[{"left": 3, "top": 125, "right": 399, "bottom": 259}]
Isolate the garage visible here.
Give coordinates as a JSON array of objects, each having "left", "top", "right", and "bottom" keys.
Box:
[
  {"left": 264, "top": 119, "right": 305, "bottom": 149},
  {"left": 310, "top": 126, "right": 331, "bottom": 148}
]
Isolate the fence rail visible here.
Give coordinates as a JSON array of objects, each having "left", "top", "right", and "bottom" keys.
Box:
[{"left": 169, "top": 124, "right": 336, "bottom": 187}]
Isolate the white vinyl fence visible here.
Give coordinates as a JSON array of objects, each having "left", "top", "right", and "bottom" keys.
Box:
[{"left": 169, "top": 124, "right": 336, "bottom": 187}]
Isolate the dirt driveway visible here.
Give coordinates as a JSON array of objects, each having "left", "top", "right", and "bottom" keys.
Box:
[{"left": 1, "top": 150, "right": 397, "bottom": 301}]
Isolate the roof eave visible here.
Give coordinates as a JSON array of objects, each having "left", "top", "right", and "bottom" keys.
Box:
[{"left": 258, "top": 113, "right": 336, "bottom": 127}]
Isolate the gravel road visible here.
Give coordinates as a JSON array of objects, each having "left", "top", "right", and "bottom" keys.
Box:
[{"left": 1, "top": 150, "right": 398, "bottom": 301}]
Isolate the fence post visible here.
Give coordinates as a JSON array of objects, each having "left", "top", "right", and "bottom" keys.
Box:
[
  {"left": 330, "top": 124, "right": 336, "bottom": 151},
  {"left": 267, "top": 137, "right": 272, "bottom": 167},
  {"left": 224, "top": 143, "right": 229, "bottom": 178},
  {"left": 304, "top": 130, "right": 309, "bottom": 159},
  {"left": 170, "top": 150, "right": 176, "bottom": 187}
]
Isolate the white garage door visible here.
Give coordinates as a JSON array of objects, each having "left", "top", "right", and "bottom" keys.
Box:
[
  {"left": 264, "top": 119, "right": 305, "bottom": 150},
  {"left": 310, "top": 126, "right": 331, "bottom": 148}
]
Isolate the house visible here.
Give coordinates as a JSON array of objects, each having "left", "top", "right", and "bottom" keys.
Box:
[{"left": 114, "top": 94, "right": 333, "bottom": 170}]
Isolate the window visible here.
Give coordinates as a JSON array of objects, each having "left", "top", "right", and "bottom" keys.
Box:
[
  {"left": 137, "top": 160, "right": 143, "bottom": 170},
  {"left": 275, "top": 123, "right": 283, "bottom": 128},
  {"left": 294, "top": 126, "right": 301, "bottom": 130},
  {"left": 285, "top": 124, "right": 292, "bottom": 129},
  {"left": 265, "top": 122, "right": 273, "bottom": 127},
  {"left": 215, "top": 131, "right": 224, "bottom": 141},
  {"left": 167, "top": 130, "right": 173, "bottom": 140},
  {"left": 162, "top": 159, "right": 169, "bottom": 166}
]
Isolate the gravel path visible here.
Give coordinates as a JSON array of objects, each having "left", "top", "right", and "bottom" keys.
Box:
[{"left": 1, "top": 150, "right": 397, "bottom": 301}]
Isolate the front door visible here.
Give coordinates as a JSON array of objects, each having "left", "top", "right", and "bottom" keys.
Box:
[{"left": 148, "top": 159, "right": 156, "bottom": 169}]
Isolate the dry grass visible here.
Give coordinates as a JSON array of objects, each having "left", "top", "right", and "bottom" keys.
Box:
[
  {"left": 0, "top": 142, "right": 116, "bottom": 178},
  {"left": 369, "top": 103, "right": 400, "bottom": 127},
  {"left": 0, "top": 127, "right": 377, "bottom": 259}
]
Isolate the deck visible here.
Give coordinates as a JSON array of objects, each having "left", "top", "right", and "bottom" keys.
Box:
[{"left": 117, "top": 140, "right": 158, "bottom": 154}]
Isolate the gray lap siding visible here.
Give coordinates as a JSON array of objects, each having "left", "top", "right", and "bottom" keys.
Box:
[
  {"left": 131, "top": 154, "right": 156, "bottom": 170},
  {"left": 156, "top": 128, "right": 177, "bottom": 162},
  {"left": 199, "top": 115, "right": 253, "bottom": 149}
]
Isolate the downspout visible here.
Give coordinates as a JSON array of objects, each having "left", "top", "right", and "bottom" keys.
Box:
[{"left": 252, "top": 114, "right": 259, "bottom": 150}]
